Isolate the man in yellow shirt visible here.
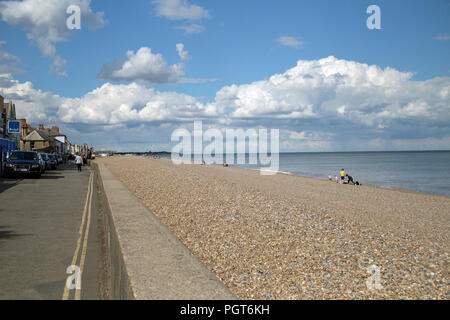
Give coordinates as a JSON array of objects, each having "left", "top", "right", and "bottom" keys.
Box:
[{"left": 340, "top": 169, "right": 346, "bottom": 182}]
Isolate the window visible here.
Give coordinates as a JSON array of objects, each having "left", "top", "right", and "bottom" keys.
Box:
[{"left": 10, "top": 152, "right": 38, "bottom": 161}]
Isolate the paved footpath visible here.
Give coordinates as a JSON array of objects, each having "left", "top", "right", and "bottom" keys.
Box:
[{"left": 0, "top": 163, "right": 100, "bottom": 300}]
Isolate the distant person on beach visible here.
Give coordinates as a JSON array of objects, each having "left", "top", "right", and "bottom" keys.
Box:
[
  {"left": 223, "top": 161, "right": 229, "bottom": 167},
  {"left": 75, "top": 154, "right": 82, "bottom": 172},
  {"left": 346, "top": 174, "right": 354, "bottom": 185},
  {"left": 340, "top": 168, "right": 346, "bottom": 182},
  {"left": 335, "top": 175, "right": 339, "bottom": 183},
  {"left": 345, "top": 174, "right": 361, "bottom": 186}
]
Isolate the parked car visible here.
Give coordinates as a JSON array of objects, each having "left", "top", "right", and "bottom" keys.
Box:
[
  {"left": 47, "top": 154, "right": 57, "bottom": 170},
  {"left": 40, "top": 153, "right": 51, "bottom": 170},
  {"left": 4, "top": 151, "right": 42, "bottom": 178}
]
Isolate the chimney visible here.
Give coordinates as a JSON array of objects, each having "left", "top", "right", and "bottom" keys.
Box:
[
  {"left": 39, "top": 124, "right": 45, "bottom": 131},
  {"left": 52, "top": 126, "right": 60, "bottom": 134}
]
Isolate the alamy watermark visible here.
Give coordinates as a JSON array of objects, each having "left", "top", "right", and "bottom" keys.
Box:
[
  {"left": 171, "top": 121, "right": 279, "bottom": 175},
  {"left": 367, "top": 5, "right": 381, "bottom": 30},
  {"left": 66, "top": 5, "right": 81, "bottom": 30},
  {"left": 366, "top": 264, "right": 383, "bottom": 290},
  {"left": 65, "top": 265, "right": 81, "bottom": 290}
]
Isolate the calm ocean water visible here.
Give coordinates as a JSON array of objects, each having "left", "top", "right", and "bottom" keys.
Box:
[
  {"left": 162, "top": 151, "right": 450, "bottom": 196},
  {"left": 231, "top": 151, "right": 450, "bottom": 197}
]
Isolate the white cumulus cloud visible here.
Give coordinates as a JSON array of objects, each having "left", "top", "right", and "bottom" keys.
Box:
[
  {"left": 215, "top": 56, "right": 450, "bottom": 129},
  {"left": 277, "top": 36, "right": 303, "bottom": 48},
  {"left": 176, "top": 43, "right": 190, "bottom": 61},
  {"left": 152, "top": 0, "right": 210, "bottom": 34},
  {"left": 0, "top": 0, "right": 105, "bottom": 76},
  {"left": 58, "top": 82, "right": 219, "bottom": 124},
  {"left": 98, "top": 47, "right": 185, "bottom": 84},
  {"left": 0, "top": 73, "right": 65, "bottom": 122},
  {"left": 152, "top": 0, "right": 210, "bottom": 20}
]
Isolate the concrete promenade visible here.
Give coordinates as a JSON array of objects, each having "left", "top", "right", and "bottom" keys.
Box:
[{"left": 0, "top": 164, "right": 100, "bottom": 300}]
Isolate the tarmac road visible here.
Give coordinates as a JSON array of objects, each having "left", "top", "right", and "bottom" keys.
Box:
[{"left": 0, "top": 163, "right": 100, "bottom": 300}]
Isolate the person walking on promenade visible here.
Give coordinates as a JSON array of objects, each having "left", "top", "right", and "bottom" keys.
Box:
[{"left": 75, "top": 154, "right": 82, "bottom": 172}]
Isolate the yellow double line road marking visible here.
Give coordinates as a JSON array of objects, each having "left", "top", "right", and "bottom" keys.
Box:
[{"left": 62, "top": 171, "right": 94, "bottom": 300}]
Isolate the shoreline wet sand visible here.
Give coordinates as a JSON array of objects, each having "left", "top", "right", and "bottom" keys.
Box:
[{"left": 98, "top": 156, "right": 449, "bottom": 299}]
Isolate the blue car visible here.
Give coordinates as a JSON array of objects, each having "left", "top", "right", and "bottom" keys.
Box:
[
  {"left": 4, "top": 151, "right": 42, "bottom": 178},
  {"left": 47, "top": 154, "right": 58, "bottom": 170}
]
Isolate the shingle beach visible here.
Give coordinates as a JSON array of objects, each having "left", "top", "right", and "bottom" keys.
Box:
[{"left": 98, "top": 156, "right": 449, "bottom": 299}]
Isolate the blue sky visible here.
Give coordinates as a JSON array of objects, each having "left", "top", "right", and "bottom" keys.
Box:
[{"left": 0, "top": 0, "right": 449, "bottom": 151}]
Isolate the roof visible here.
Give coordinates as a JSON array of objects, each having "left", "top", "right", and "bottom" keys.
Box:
[{"left": 23, "top": 130, "right": 54, "bottom": 142}]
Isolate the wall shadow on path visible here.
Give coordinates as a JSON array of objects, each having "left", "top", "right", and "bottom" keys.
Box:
[{"left": 0, "top": 226, "right": 31, "bottom": 241}]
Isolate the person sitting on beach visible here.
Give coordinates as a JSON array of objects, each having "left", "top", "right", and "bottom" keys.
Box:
[{"left": 223, "top": 161, "right": 229, "bottom": 167}]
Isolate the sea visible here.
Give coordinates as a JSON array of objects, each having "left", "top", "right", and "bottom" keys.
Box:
[{"left": 163, "top": 151, "right": 450, "bottom": 197}]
